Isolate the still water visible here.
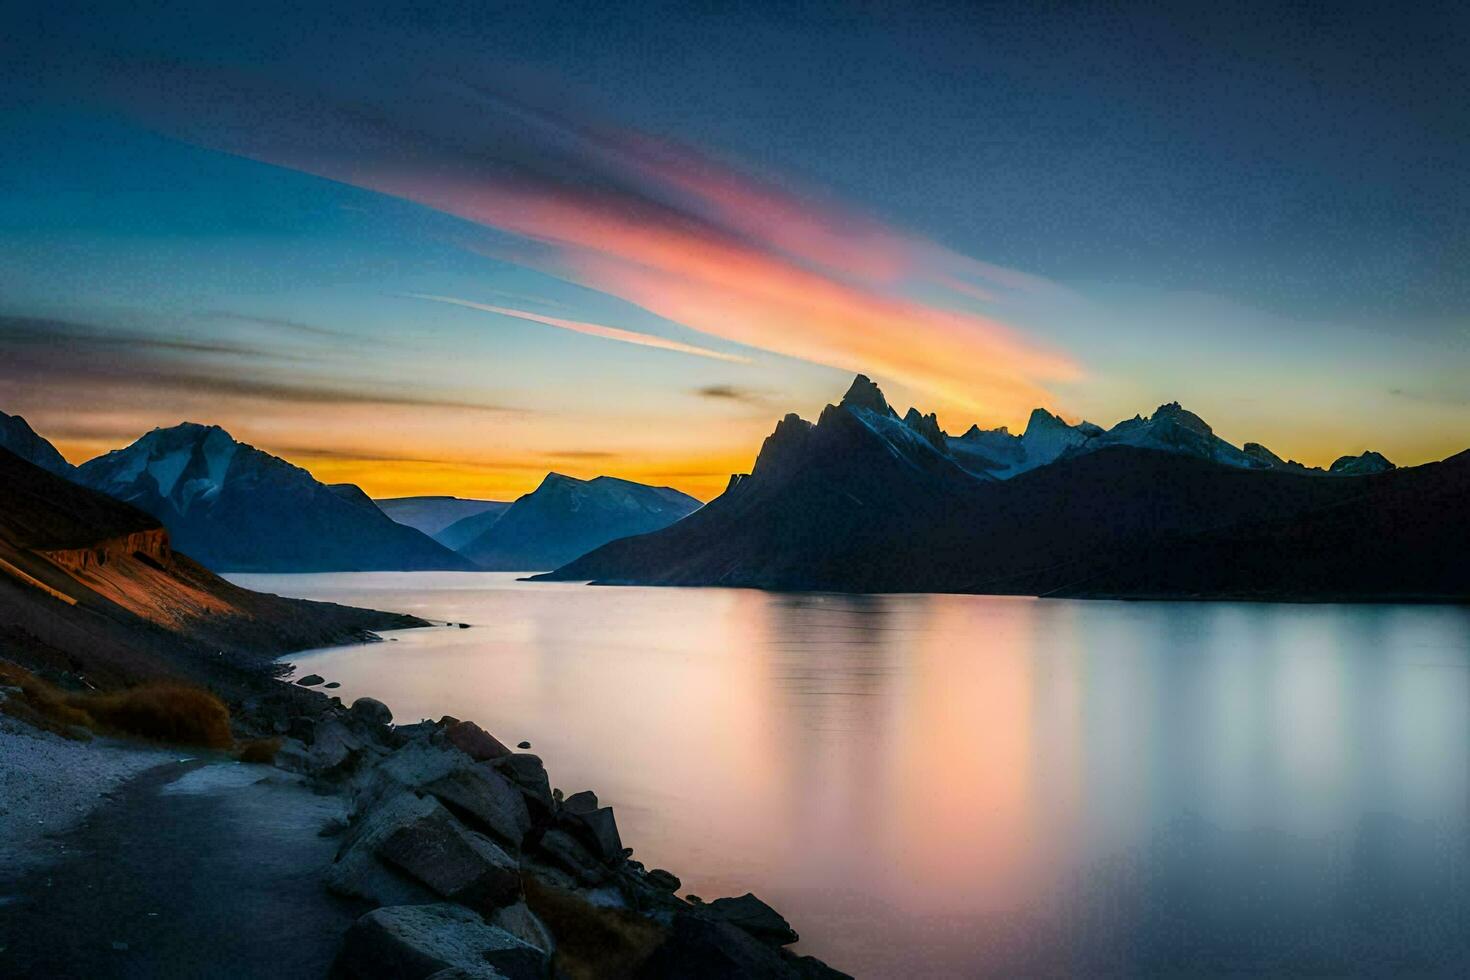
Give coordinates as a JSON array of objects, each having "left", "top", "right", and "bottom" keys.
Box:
[{"left": 231, "top": 572, "right": 1470, "bottom": 977}]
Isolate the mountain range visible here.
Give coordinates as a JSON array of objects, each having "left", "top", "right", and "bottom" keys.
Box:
[
  {"left": 536, "top": 376, "right": 1466, "bottom": 601},
  {"left": 0, "top": 445, "right": 421, "bottom": 688},
  {"left": 69, "top": 424, "right": 475, "bottom": 573},
  {"left": 454, "top": 473, "right": 702, "bottom": 571},
  {"left": 373, "top": 496, "right": 510, "bottom": 543},
  {"left": 1, "top": 413, "right": 702, "bottom": 575}
]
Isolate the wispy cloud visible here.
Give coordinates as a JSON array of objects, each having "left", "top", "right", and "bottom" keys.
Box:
[
  {"left": 407, "top": 294, "right": 750, "bottom": 363},
  {"left": 692, "top": 384, "right": 777, "bottom": 409},
  {"left": 0, "top": 314, "right": 520, "bottom": 416},
  {"left": 106, "top": 65, "right": 1082, "bottom": 418}
]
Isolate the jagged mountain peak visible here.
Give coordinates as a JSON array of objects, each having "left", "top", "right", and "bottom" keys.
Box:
[
  {"left": 840, "top": 374, "right": 896, "bottom": 417},
  {"left": 1150, "top": 401, "right": 1213, "bottom": 437},
  {"left": 0, "top": 409, "right": 75, "bottom": 476},
  {"left": 1330, "top": 450, "right": 1396, "bottom": 475},
  {"left": 903, "top": 407, "right": 948, "bottom": 453},
  {"left": 1023, "top": 407, "right": 1071, "bottom": 437}
]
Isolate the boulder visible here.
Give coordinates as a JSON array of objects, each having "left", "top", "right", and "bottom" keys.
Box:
[
  {"left": 645, "top": 868, "right": 681, "bottom": 893},
  {"left": 420, "top": 766, "right": 531, "bottom": 851},
  {"left": 352, "top": 740, "right": 469, "bottom": 812},
  {"left": 489, "top": 900, "right": 555, "bottom": 956},
  {"left": 557, "top": 790, "right": 623, "bottom": 864},
  {"left": 309, "top": 718, "right": 369, "bottom": 776},
  {"left": 639, "top": 913, "right": 799, "bottom": 979},
  {"left": 295, "top": 674, "right": 325, "bottom": 686},
  {"left": 334, "top": 903, "right": 545, "bottom": 979},
  {"left": 561, "top": 790, "right": 598, "bottom": 814},
  {"left": 562, "top": 804, "right": 623, "bottom": 864},
  {"left": 350, "top": 696, "right": 393, "bottom": 728},
  {"left": 325, "top": 793, "right": 442, "bottom": 907},
  {"left": 706, "top": 893, "right": 799, "bottom": 945},
  {"left": 489, "top": 754, "right": 554, "bottom": 817},
  {"left": 375, "top": 801, "right": 522, "bottom": 908},
  {"left": 273, "top": 737, "right": 313, "bottom": 775},
  {"left": 395, "top": 721, "right": 440, "bottom": 741},
  {"left": 445, "top": 720, "right": 512, "bottom": 762},
  {"left": 328, "top": 792, "right": 520, "bottom": 909},
  {"left": 535, "top": 828, "right": 608, "bottom": 886}
]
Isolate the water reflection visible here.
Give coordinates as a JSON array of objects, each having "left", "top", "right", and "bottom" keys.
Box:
[{"left": 232, "top": 573, "right": 1470, "bottom": 976}]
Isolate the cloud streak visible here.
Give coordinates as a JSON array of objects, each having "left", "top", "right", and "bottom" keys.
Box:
[
  {"left": 107, "top": 64, "right": 1082, "bottom": 418},
  {"left": 0, "top": 315, "right": 521, "bottom": 416},
  {"left": 407, "top": 294, "right": 750, "bottom": 363}
]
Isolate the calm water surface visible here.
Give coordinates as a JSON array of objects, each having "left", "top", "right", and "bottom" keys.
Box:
[{"left": 231, "top": 573, "right": 1470, "bottom": 977}]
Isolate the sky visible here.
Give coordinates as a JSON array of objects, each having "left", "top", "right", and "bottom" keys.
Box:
[{"left": 1, "top": 1, "right": 1466, "bottom": 500}]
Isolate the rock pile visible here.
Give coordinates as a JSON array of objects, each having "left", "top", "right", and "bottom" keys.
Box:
[{"left": 269, "top": 695, "right": 849, "bottom": 979}]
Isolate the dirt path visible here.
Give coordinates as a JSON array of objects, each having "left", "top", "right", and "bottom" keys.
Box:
[{"left": 0, "top": 759, "right": 364, "bottom": 978}]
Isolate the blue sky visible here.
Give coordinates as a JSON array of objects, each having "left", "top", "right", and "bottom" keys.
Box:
[{"left": 1, "top": 1, "right": 1466, "bottom": 497}]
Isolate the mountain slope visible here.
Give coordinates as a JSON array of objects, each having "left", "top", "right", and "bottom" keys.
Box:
[
  {"left": 0, "top": 447, "right": 423, "bottom": 687},
  {"left": 75, "top": 424, "right": 475, "bottom": 573},
  {"left": 0, "top": 410, "right": 75, "bottom": 477},
  {"left": 375, "top": 496, "right": 510, "bottom": 540},
  {"left": 537, "top": 378, "right": 1468, "bottom": 600},
  {"left": 458, "top": 473, "right": 702, "bottom": 571}
]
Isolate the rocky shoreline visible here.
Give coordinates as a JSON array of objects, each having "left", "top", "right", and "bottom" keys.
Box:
[{"left": 247, "top": 686, "right": 851, "bottom": 979}]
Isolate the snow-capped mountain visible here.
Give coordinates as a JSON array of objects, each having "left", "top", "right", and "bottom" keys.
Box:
[
  {"left": 1329, "top": 450, "right": 1396, "bottom": 475},
  {"left": 0, "top": 410, "right": 74, "bottom": 477},
  {"left": 75, "top": 423, "right": 474, "bottom": 572},
  {"left": 456, "top": 472, "right": 702, "bottom": 571},
  {"left": 536, "top": 375, "right": 1464, "bottom": 598}
]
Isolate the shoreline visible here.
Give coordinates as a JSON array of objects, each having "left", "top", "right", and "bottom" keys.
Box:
[{"left": 1, "top": 640, "right": 851, "bottom": 979}]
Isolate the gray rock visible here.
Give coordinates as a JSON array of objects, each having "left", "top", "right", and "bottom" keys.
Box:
[
  {"left": 325, "top": 681, "right": 342, "bottom": 689},
  {"left": 350, "top": 697, "right": 392, "bottom": 727},
  {"left": 563, "top": 804, "right": 623, "bottom": 864},
  {"left": 310, "top": 718, "right": 369, "bottom": 775},
  {"left": 639, "top": 914, "right": 798, "bottom": 979},
  {"left": 557, "top": 791, "right": 622, "bottom": 864},
  {"left": 420, "top": 765, "right": 531, "bottom": 851},
  {"left": 335, "top": 903, "right": 545, "bottom": 979},
  {"left": 489, "top": 900, "right": 555, "bottom": 956},
  {"left": 706, "top": 893, "right": 799, "bottom": 945},
  {"left": 352, "top": 740, "right": 470, "bottom": 813},
  {"left": 535, "top": 828, "right": 608, "bottom": 886},
  {"left": 374, "top": 799, "right": 522, "bottom": 908},
  {"left": 561, "top": 789, "right": 599, "bottom": 814},
  {"left": 295, "top": 673, "right": 325, "bottom": 686},
  {"left": 516, "top": 741, "right": 530, "bottom": 749},
  {"left": 326, "top": 793, "right": 442, "bottom": 907},
  {"left": 395, "top": 721, "right": 440, "bottom": 741},
  {"left": 445, "top": 720, "right": 512, "bottom": 762},
  {"left": 488, "top": 754, "right": 554, "bottom": 816},
  {"left": 273, "top": 737, "right": 313, "bottom": 775},
  {"left": 646, "top": 868, "right": 681, "bottom": 892}
]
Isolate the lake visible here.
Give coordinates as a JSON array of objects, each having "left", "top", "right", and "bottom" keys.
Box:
[{"left": 230, "top": 572, "right": 1470, "bottom": 977}]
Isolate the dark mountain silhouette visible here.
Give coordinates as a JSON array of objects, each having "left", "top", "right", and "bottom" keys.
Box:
[
  {"left": 375, "top": 496, "right": 510, "bottom": 542},
  {"left": 458, "top": 472, "right": 701, "bottom": 571},
  {"left": 0, "top": 409, "right": 74, "bottom": 477},
  {"left": 0, "top": 447, "right": 422, "bottom": 687},
  {"left": 536, "top": 377, "right": 1468, "bottom": 600},
  {"left": 74, "top": 424, "right": 474, "bottom": 573}
]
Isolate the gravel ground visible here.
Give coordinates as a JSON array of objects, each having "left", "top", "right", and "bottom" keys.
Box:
[{"left": 0, "top": 716, "right": 180, "bottom": 876}]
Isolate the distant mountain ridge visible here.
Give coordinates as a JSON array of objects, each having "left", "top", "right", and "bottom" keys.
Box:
[
  {"left": 536, "top": 376, "right": 1464, "bottom": 600},
  {"left": 375, "top": 496, "right": 510, "bottom": 541},
  {"left": 73, "top": 423, "right": 474, "bottom": 573},
  {"left": 0, "top": 410, "right": 75, "bottom": 477},
  {"left": 458, "top": 472, "right": 701, "bottom": 571},
  {"left": 0, "top": 446, "right": 423, "bottom": 687}
]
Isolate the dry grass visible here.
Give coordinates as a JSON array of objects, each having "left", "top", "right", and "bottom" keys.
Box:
[
  {"left": 237, "top": 737, "right": 282, "bottom": 764},
  {"left": 0, "top": 660, "right": 232, "bottom": 749},
  {"left": 524, "top": 876, "right": 668, "bottom": 980}
]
